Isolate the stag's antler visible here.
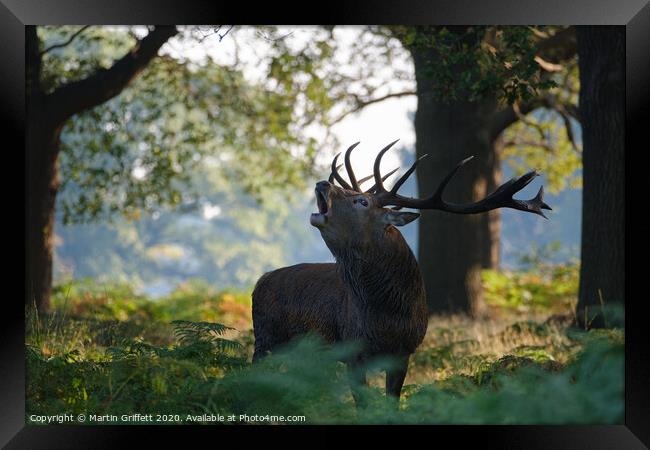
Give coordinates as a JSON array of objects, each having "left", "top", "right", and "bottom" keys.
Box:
[
  {"left": 329, "top": 154, "right": 351, "bottom": 189},
  {"left": 371, "top": 142, "right": 552, "bottom": 218},
  {"left": 329, "top": 142, "right": 398, "bottom": 193}
]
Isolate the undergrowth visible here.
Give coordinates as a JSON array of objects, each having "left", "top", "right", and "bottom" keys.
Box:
[{"left": 26, "top": 270, "right": 623, "bottom": 425}]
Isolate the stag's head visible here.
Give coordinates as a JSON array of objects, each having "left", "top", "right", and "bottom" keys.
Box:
[{"left": 311, "top": 140, "right": 551, "bottom": 252}]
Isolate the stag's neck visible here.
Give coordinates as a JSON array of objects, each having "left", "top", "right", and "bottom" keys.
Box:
[{"left": 333, "top": 227, "right": 424, "bottom": 313}]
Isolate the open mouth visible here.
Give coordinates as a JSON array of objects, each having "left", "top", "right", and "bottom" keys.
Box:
[
  {"left": 310, "top": 188, "right": 331, "bottom": 227},
  {"left": 316, "top": 190, "right": 329, "bottom": 214}
]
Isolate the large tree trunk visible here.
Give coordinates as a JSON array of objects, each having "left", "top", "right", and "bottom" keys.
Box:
[
  {"left": 482, "top": 137, "right": 502, "bottom": 270},
  {"left": 412, "top": 46, "right": 500, "bottom": 316},
  {"left": 575, "top": 26, "right": 625, "bottom": 328},
  {"left": 25, "top": 25, "right": 59, "bottom": 311},
  {"left": 26, "top": 116, "right": 61, "bottom": 311}
]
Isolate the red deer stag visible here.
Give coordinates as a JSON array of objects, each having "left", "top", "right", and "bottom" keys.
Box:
[{"left": 252, "top": 140, "right": 551, "bottom": 399}]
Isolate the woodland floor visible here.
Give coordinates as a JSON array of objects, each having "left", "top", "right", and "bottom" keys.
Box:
[{"left": 26, "top": 274, "right": 623, "bottom": 425}]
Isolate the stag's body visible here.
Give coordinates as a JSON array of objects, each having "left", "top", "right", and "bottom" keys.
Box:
[
  {"left": 252, "top": 229, "right": 427, "bottom": 361},
  {"left": 252, "top": 140, "right": 550, "bottom": 399}
]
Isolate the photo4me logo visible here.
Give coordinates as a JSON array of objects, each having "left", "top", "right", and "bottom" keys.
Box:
[{"left": 235, "top": 414, "right": 306, "bottom": 423}]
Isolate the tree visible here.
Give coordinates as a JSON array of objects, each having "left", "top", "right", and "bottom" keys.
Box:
[
  {"left": 575, "top": 26, "right": 624, "bottom": 328},
  {"left": 278, "top": 26, "right": 579, "bottom": 316},
  {"left": 28, "top": 25, "right": 334, "bottom": 311},
  {"left": 300, "top": 26, "right": 580, "bottom": 315},
  {"left": 27, "top": 25, "right": 178, "bottom": 311},
  {"left": 387, "top": 26, "right": 579, "bottom": 315}
]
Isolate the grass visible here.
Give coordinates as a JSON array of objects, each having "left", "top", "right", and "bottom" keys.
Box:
[{"left": 26, "top": 264, "right": 624, "bottom": 425}]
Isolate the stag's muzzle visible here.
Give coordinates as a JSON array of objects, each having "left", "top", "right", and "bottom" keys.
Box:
[{"left": 310, "top": 181, "right": 331, "bottom": 228}]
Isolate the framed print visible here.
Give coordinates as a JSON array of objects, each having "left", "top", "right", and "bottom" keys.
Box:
[{"left": 2, "top": 0, "right": 647, "bottom": 447}]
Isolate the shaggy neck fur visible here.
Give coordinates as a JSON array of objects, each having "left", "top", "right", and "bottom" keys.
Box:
[{"left": 329, "top": 226, "right": 425, "bottom": 314}]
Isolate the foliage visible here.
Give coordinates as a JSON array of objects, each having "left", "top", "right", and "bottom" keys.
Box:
[
  {"left": 482, "top": 241, "right": 580, "bottom": 314},
  {"left": 390, "top": 26, "right": 557, "bottom": 104},
  {"left": 501, "top": 107, "right": 582, "bottom": 193},
  {"left": 43, "top": 25, "right": 581, "bottom": 227},
  {"left": 49, "top": 279, "right": 252, "bottom": 333},
  {"left": 384, "top": 25, "right": 582, "bottom": 193},
  {"left": 49, "top": 26, "right": 582, "bottom": 293},
  {"left": 27, "top": 279, "right": 623, "bottom": 425},
  {"left": 39, "top": 26, "right": 137, "bottom": 94},
  {"left": 482, "top": 263, "right": 579, "bottom": 314},
  {"left": 501, "top": 59, "right": 582, "bottom": 193},
  {"left": 39, "top": 26, "right": 329, "bottom": 225},
  {"left": 26, "top": 316, "right": 245, "bottom": 419},
  {"left": 402, "top": 334, "right": 622, "bottom": 424}
]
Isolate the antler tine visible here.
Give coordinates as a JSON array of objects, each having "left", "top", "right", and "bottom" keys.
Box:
[
  {"left": 430, "top": 156, "right": 475, "bottom": 202},
  {"left": 363, "top": 167, "right": 399, "bottom": 193},
  {"left": 328, "top": 164, "right": 343, "bottom": 184},
  {"left": 357, "top": 173, "right": 375, "bottom": 186},
  {"left": 344, "top": 142, "right": 361, "bottom": 192},
  {"left": 524, "top": 185, "right": 552, "bottom": 218},
  {"left": 374, "top": 155, "right": 474, "bottom": 209},
  {"left": 373, "top": 139, "right": 400, "bottom": 194},
  {"left": 390, "top": 154, "right": 429, "bottom": 195},
  {"left": 375, "top": 156, "right": 552, "bottom": 218},
  {"left": 330, "top": 154, "right": 352, "bottom": 190}
]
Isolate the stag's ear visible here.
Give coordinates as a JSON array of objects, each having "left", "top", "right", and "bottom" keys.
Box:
[{"left": 381, "top": 210, "right": 420, "bottom": 227}]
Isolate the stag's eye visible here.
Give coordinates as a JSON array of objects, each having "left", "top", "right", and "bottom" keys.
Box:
[{"left": 353, "top": 198, "right": 369, "bottom": 207}]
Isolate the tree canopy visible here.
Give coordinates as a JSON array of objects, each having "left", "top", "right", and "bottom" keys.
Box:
[
  {"left": 39, "top": 26, "right": 334, "bottom": 224},
  {"left": 41, "top": 25, "right": 580, "bottom": 225}
]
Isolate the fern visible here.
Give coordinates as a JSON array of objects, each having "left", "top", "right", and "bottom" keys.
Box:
[
  {"left": 171, "top": 320, "right": 242, "bottom": 353},
  {"left": 171, "top": 320, "right": 235, "bottom": 343},
  {"left": 103, "top": 321, "right": 245, "bottom": 372}
]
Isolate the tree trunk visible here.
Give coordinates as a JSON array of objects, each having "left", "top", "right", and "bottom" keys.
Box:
[
  {"left": 25, "top": 25, "right": 60, "bottom": 312},
  {"left": 481, "top": 137, "right": 502, "bottom": 270},
  {"left": 575, "top": 26, "right": 625, "bottom": 328},
  {"left": 412, "top": 47, "right": 500, "bottom": 316},
  {"left": 26, "top": 114, "right": 61, "bottom": 311}
]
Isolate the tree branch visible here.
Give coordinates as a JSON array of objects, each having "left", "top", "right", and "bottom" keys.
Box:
[
  {"left": 489, "top": 27, "right": 579, "bottom": 139},
  {"left": 45, "top": 26, "right": 178, "bottom": 124},
  {"left": 503, "top": 139, "right": 555, "bottom": 153},
  {"left": 330, "top": 90, "right": 416, "bottom": 126},
  {"left": 40, "top": 26, "right": 92, "bottom": 55},
  {"left": 218, "top": 25, "right": 234, "bottom": 42},
  {"left": 556, "top": 106, "right": 580, "bottom": 151},
  {"left": 488, "top": 98, "right": 545, "bottom": 140},
  {"left": 513, "top": 102, "right": 547, "bottom": 141},
  {"left": 534, "top": 55, "right": 564, "bottom": 72},
  {"left": 535, "top": 26, "right": 577, "bottom": 64},
  {"left": 489, "top": 90, "right": 581, "bottom": 142},
  {"left": 26, "top": 26, "right": 42, "bottom": 97}
]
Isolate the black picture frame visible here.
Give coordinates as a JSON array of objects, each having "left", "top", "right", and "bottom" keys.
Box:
[{"left": 2, "top": 0, "right": 647, "bottom": 447}]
